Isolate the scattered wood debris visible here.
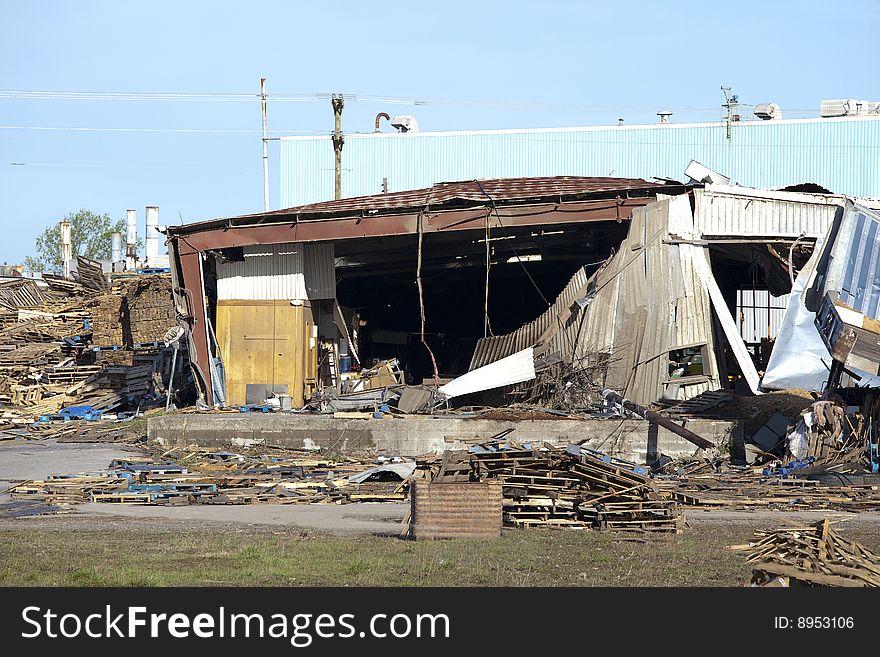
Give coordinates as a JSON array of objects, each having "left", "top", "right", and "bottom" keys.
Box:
[
  {"left": 731, "top": 517, "right": 880, "bottom": 587},
  {"left": 9, "top": 447, "right": 413, "bottom": 506},
  {"left": 0, "top": 273, "right": 189, "bottom": 435},
  {"left": 420, "top": 440, "right": 683, "bottom": 532}
]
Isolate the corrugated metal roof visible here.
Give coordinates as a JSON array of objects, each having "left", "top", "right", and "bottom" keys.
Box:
[
  {"left": 281, "top": 116, "right": 880, "bottom": 207},
  {"left": 439, "top": 347, "right": 536, "bottom": 398}
]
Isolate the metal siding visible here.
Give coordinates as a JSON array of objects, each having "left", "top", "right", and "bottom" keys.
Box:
[
  {"left": 736, "top": 289, "right": 790, "bottom": 342},
  {"left": 694, "top": 187, "right": 841, "bottom": 238},
  {"left": 467, "top": 196, "right": 719, "bottom": 405},
  {"left": 838, "top": 207, "right": 880, "bottom": 318},
  {"left": 281, "top": 117, "right": 880, "bottom": 207},
  {"left": 439, "top": 347, "right": 536, "bottom": 398},
  {"left": 303, "top": 242, "right": 336, "bottom": 300},
  {"left": 216, "top": 242, "right": 307, "bottom": 300}
]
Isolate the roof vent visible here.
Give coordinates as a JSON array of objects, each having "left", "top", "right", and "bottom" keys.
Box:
[
  {"left": 657, "top": 110, "right": 672, "bottom": 124},
  {"left": 754, "top": 102, "right": 782, "bottom": 120},
  {"left": 390, "top": 115, "right": 419, "bottom": 132},
  {"left": 821, "top": 99, "right": 880, "bottom": 117}
]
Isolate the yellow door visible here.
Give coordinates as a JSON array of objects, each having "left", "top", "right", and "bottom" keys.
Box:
[{"left": 217, "top": 300, "right": 315, "bottom": 407}]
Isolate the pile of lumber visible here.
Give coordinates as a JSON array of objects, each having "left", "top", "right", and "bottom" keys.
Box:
[
  {"left": 124, "top": 276, "right": 177, "bottom": 344},
  {"left": 731, "top": 518, "right": 880, "bottom": 587},
  {"left": 10, "top": 447, "right": 412, "bottom": 506},
  {"left": 423, "top": 441, "right": 682, "bottom": 532},
  {"left": 88, "top": 294, "right": 125, "bottom": 346},
  {"left": 0, "top": 273, "right": 186, "bottom": 433}
]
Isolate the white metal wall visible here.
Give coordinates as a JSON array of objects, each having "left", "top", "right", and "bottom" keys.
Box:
[
  {"left": 694, "top": 186, "right": 841, "bottom": 238},
  {"left": 736, "top": 289, "right": 790, "bottom": 343},
  {"left": 281, "top": 116, "right": 880, "bottom": 207},
  {"left": 216, "top": 242, "right": 335, "bottom": 301}
]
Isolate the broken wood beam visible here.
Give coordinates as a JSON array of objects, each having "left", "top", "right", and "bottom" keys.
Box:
[{"left": 602, "top": 389, "right": 715, "bottom": 450}]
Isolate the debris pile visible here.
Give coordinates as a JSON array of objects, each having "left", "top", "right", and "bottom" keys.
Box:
[
  {"left": 785, "top": 391, "right": 880, "bottom": 472},
  {"left": 654, "top": 458, "right": 880, "bottom": 511},
  {"left": 421, "top": 439, "right": 683, "bottom": 532},
  {"left": 731, "top": 518, "right": 880, "bottom": 587},
  {"left": 10, "top": 447, "right": 413, "bottom": 506},
  {"left": 0, "top": 271, "right": 187, "bottom": 439}
]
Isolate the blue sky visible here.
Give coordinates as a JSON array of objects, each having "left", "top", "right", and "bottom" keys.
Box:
[{"left": 1, "top": 0, "right": 878, "bottom": 265}]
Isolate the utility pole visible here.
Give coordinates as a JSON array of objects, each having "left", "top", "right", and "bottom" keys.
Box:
[
  {"left": 261, "top": 78, "right": 269, "bottom": 211},
  {"left": 331, "top": 94, "right": 344, "bottom": 200},
  {"left": 721, "top": 86, "right": 739, "bottom": 140}
]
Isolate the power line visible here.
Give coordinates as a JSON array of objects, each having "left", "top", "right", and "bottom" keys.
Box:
[
  {"left": 0, "top": 88, "right": 809, "bottom": 114},
  {"left": 0, "top": 125, "right": 326, "bottom": 134}
]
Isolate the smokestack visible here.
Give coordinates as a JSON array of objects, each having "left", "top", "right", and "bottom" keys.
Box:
[
  {"left": 60, "top": 220, "right": 72, "bottom": 280},
  {"left": 111, "top": 232, "right": 123, "bottom": 263},
  {"left": 126, "top": 209, "right": 137, "bottom": 270},
  {"left": 145, "top": 206, "right": 159, "bottom": 266}
]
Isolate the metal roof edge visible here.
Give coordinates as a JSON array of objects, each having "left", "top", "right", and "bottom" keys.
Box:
[
  {"left": 280, "top": 115, "right": 880, "bottom": 141},
  {"left": 701, "top": 184, "right": 846, "bottom": 205}
]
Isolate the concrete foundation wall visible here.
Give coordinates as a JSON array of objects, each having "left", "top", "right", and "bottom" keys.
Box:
[{"left": 148, "top": 413, "right": 742, "bottom": 465}]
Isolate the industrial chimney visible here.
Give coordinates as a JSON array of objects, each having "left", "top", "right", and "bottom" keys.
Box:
[
  {"left": 126, "top": 209, "right": 137, "bottom": 270},
  {"left": 60, "top": 220, "right": 72, "bottom": 280},
  {"left": 111, "top": 232, "right": 123, "bottom": 265},
  {"left": 145, "top": 206, "right": 159, "bottom": 266}
]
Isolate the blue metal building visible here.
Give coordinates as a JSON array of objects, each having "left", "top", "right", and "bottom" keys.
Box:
[{"left": 280, "top": 116, "right": 880, "bottom": 207}]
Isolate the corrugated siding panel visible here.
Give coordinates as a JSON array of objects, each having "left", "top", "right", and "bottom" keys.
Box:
[
  {"left": 216, "top": 242, "right": 306, "bottom": 300},
  {"left": 469, "top": 267, "right": 590, "bottom": 370},
  {"left": 303, "top": 242, "right": 336, "bottom": 300},
  {"left": 440, "top": 347, "right": 535, "bottom": 398},
  {"left": 466, "top": 196, "right": 719, "bottom": 405},
  {"left": 281, "top": 117, "right": 880, "bottom": 207},
  {"left": 736, "top": 289, "right": 790, "bottom": 342},
  {"left": 838, "top": 206, "right": 880, "bottom": 319},
  {"left": 694, "top": 188, "right": 840, "bottom": 238}
]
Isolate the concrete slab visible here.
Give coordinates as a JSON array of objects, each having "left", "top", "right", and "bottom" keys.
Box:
[
  {"left": 148, "top": 413, "right": 741, "bottom": 464},
  {"left": 0, "top": 439, "right": 140, "bottom": 493}
]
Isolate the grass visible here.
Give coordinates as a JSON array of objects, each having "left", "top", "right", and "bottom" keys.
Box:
[{"left": 0, "top": 525, "right": 767, "bottom": 587}]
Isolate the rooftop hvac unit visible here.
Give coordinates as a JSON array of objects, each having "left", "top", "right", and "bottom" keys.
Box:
[
  {"left": 684, "top": 160, "right": 730, "bottom": 186},
  {"left": 821, "top": 99, "right": 880, "bottom": 117},
  {"left": 390, "top": 115, "right": 419, "bottom": 132},
  {"left": 754, "top": 102, "right": 782, "bottom": 120}
]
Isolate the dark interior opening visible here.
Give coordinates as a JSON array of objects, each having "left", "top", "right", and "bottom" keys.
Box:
[{"left": 334, "top": 221, "right": 629, "bottom": 383}]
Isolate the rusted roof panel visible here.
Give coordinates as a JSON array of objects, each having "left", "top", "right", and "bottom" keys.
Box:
[{"left": 168, "top": 176, "right": 683, "bottom": 238}]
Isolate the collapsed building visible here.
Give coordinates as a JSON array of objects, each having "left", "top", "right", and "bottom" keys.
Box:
[{"left": 164, "top": 174, "right": 853, "bottom": 415}]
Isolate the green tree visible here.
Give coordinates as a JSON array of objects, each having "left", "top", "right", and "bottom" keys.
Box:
[{"left": 25, "top": 210, "right": 126, "bottom": 274}]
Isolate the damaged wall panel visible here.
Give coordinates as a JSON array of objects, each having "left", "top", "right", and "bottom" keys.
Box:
[{"left": 468, "top": 195, "right": 722, "bottom": 406}]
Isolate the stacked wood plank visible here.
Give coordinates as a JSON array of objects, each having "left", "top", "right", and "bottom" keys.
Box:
[
  {"left": 426, "top": 442, "right": 683, "bottom": 532},
  {"left": 124, "top": 276, "right": 176, "bottom": 345},
  {"left": 731, "top": 518, "right": 880, "bottom": 587},
  {"left": 88, "top": 294, "right": 125, "bottom": 346},
  {"left": 0, "top": 278, "right": 46, "bottom": 307}
]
